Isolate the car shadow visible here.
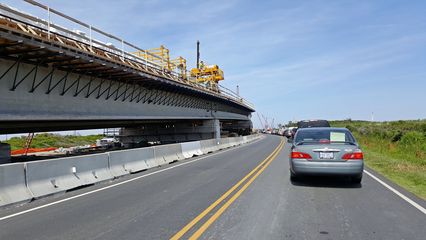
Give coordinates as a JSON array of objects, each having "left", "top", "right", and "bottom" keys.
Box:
[{"left": 291, "top": 175, "right": 362, "bottom": 189}]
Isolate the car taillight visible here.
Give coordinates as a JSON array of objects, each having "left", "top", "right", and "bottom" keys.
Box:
[
  {"left": 291, "top": 151, "right": 312, "bottom": 159},
  {"left": 342, "top": 150, "right": 363, "bottom": 160}
]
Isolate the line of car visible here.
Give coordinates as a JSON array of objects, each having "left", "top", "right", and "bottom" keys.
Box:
[{"left": 271, "top": 120, "right": 364, "bottom": 184}]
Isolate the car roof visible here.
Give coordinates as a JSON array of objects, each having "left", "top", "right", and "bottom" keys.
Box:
[
  {"left": 296, "top": 127, "right": 349, "bottom": 131},
  {"left": 297, "top": 120, "right": 330, "bottom": 128},
  {"left": 298, "top": 119, "right": 328, "bottom": 122}
]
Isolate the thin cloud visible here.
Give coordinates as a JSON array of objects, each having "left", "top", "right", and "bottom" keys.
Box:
[{"left": 2, "top": 0, "right": 425, "bottom": 122}]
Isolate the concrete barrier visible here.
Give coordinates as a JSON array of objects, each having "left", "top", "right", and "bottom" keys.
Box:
[
  {"left": 219, "top": 138, "right": 232, "bottom": 149},
  {"left": 26, "top": 153, "right": 113, "bottom": 198},
  {"left": 231, "top": 137, "right": 241, "bottom": 147},
  {"left": 154, "top": 143, "right": 183, "bottom": 165},
  {"left": 109, "top": 147, "right": 154, "bottom": 177},
  {"left": 0, "top": 163, "right": 33, "bottom": 207},
  {"left": 228, "top": 137, "right": 236, "bottom": 147},
  {"left": 200, "top": 139, "right": 219, "bottom": 154},
  {"left": 1, "top": 135, "right": 264, "bottom": 206},
  {"left": 181, "top": 141, "right": 203, "bottom": 158}
]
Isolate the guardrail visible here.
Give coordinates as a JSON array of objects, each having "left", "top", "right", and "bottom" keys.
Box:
[{"left": 0, "top": 134, "right": 262, "bottom": 207}]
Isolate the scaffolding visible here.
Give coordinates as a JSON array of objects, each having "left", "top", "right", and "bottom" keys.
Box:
[{"left": 133, "top": 46, "right": 188, "bottom": 80}]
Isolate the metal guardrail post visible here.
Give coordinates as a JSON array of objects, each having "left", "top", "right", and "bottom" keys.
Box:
[
  {"left": 89, "top": 25, "right": 92, "bottom": 48},
  {"left": 47, "top": 6, "right": 50, "bottom": 40},
  {"left": 121, "top": 39, "right": 124, "bottom": 58}
]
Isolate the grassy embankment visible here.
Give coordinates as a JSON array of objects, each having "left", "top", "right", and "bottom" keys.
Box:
[
  {"left": 3, "top": 133, "right": 103, "bottom": 151},
  {"left": 330, "top": 120, "right": 426, "bottom": 199}
]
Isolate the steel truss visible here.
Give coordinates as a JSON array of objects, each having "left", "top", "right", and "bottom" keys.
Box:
[{"left": 0, "top": 57, "right": 246, "bottom": 113}]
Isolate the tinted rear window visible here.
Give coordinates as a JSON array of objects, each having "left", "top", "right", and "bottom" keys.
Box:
[
  {"left": 295, "top": 128, "right": 355, "bottom": 144},
  {"left": 297, "top": 120, "right": 330, "bottom": 128}
]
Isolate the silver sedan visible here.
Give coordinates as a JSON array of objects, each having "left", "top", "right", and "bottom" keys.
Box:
[{"left": 289, "top": 127, "right": 364, "bottom": 183}]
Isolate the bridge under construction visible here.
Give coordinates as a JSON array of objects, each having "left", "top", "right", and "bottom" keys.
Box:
[{"left": 0, "top": 1, "right": 254, "bottom": 148}]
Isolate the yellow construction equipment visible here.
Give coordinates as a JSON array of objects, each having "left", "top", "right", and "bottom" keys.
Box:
[
  {"left": 133, "top": 45, "right": 188, "bottom": 79},
  {"left": 132, "top": 43, "right": 224, "bottom": 92},
  {"left": 190, "top": 63, "right": 224, "bottom": 92},
  {"left": 170, "top": 56, "right": 187, "bottom": 80},
  {"left": 133, "top": 45, "right": 171, "bottom": 70}
]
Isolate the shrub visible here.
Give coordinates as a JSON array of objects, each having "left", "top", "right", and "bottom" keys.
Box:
[
  {"left": 400, "top": 131, "right": 424, "bottom": 144},
  {"left": 391, "top": 131, "right": 404, "bottom": 142}
]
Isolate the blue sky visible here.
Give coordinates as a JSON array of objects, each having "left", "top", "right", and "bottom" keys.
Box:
[{"left": 3, "top": 0, "right": 426, "bottom": 128}]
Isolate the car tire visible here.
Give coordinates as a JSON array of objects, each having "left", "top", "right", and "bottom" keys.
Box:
[
  {"left": 290, "top": 171, "right": 297, "bottom": 181},
  {"left": 351, "top": 175, "right": 362, "bottom": 184}
]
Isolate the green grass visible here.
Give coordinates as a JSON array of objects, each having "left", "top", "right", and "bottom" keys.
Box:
[
  {"left": 3, "top": 133, "right": 103, "bottom": 150},
  {"left": 330, "top": 119, "right": 426, "bottom": 199}
]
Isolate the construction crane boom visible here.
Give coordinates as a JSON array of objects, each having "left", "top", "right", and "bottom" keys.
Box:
[{"left": 256, "top": 112, "right": 265, "bottom": 130}]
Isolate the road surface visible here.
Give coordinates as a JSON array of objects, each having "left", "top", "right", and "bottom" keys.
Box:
[{"left": 0, "top": 135, "right": 425, "bottom": 240}]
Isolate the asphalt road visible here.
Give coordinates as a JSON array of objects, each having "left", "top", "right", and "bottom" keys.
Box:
[{"left": 0, "top": 135, "right": 425, "bottom": 240}]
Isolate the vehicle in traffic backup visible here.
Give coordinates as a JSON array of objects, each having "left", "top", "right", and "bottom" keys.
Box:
[
  {"left": 289, "top": 120, "right": 330, "bottom": 140},
  {"left": 297, "top": 119, "right": 330, "bottom": 128},
  {"left": 289, "top": 127, "right": 364, "bottom": 183}
]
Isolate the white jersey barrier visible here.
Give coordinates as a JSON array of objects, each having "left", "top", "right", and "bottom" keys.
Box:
[
  {"left": 1, "top": 134, "right": 262, "bottom": 206},
  {"left": 26, "top": 153, "right": 113, "bottom": 198},
  {"left": 219, "top": 138, "right": 232, "bottom": 149},
  {"left": 109, "top": 147, "right": 155, "bottom": 177},
  {"left": 200, "top": 139, "right": 220, "bottom": 154},
  {"left": 229, "top": 137, "right": 239, "bottom": 147},
  {"left": 181, "top": 141, "right": 203, "bottom": 159},
  {"left": 154, "top": 143, "right": 184, "bottom": 165},
  {"left": 0, "top": 163, "right": 33, "bottom": 207}
]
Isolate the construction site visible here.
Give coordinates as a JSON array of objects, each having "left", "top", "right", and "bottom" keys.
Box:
[{"left": 0, "top": 0, "right": 255, "bottom": 164}]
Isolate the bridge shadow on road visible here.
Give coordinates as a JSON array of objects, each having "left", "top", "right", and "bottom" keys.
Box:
[{"left": 290, "top": 176, "right": 362, "bottom": 189}]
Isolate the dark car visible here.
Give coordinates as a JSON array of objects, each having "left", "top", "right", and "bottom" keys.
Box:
[
  {"left": 288, "top": 120, "right": 330, "bottom": 142},
  {"left": 297, "top": 120, "right": 330, "bottom": 128},
  {"left": 290, "top": 127, "right": 298, "bottom": 138}
]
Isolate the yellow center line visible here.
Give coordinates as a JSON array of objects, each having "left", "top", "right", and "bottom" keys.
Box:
[
  {"left": 170, "top": 138, "right": 284, "bottom": 240},
  {"left": 188, "top": 141, "right": 284, "bottom": 239}
]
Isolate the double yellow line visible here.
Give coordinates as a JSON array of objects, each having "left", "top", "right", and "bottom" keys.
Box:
[{"left": 171, "top": 138, "right": 285, "bottom": 240}]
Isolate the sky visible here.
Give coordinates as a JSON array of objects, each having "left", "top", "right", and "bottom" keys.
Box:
[{"left": 2, "top": 0, "right": 426, "bottom": 129}]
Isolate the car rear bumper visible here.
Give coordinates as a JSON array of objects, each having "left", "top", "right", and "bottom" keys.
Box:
[{"left": 291, "top": 159, "right": 363, "bottom": 176}]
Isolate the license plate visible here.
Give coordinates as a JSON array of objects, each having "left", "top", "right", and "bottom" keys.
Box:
[{"left": 319, "top": 152, "right": 334, "bottom": 159}]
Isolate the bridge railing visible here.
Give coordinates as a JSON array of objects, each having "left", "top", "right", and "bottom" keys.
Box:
[{"left": 0, "top": 2, "right": 254, "bottom": 110}]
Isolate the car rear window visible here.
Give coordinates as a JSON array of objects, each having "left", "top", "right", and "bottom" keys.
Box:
[{"left": 295, "top": 129, "right": 355, "bottom": 145}]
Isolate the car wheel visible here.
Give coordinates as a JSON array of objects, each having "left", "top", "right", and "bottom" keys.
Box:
[
  {"left": 351, "top": 175, "right": 362, "bottom": 184},
  {"left": 290, "top": 171, "right": 297, "bottom": 181}
]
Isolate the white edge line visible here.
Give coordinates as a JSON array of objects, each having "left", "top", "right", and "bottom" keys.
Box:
[
  {"left": 0, "top": 137, "right": 264, "bottom": 221},
  {"left": 364, "top": 170, "right": 426, "bottom": 215}
]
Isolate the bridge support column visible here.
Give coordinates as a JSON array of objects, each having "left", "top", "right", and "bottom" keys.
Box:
[
  {"left": 0, "top": 143, "right": 11, "bottom": 164},
  {"left": 204, "top": 119, "right": 220, "bottom": 140}
]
